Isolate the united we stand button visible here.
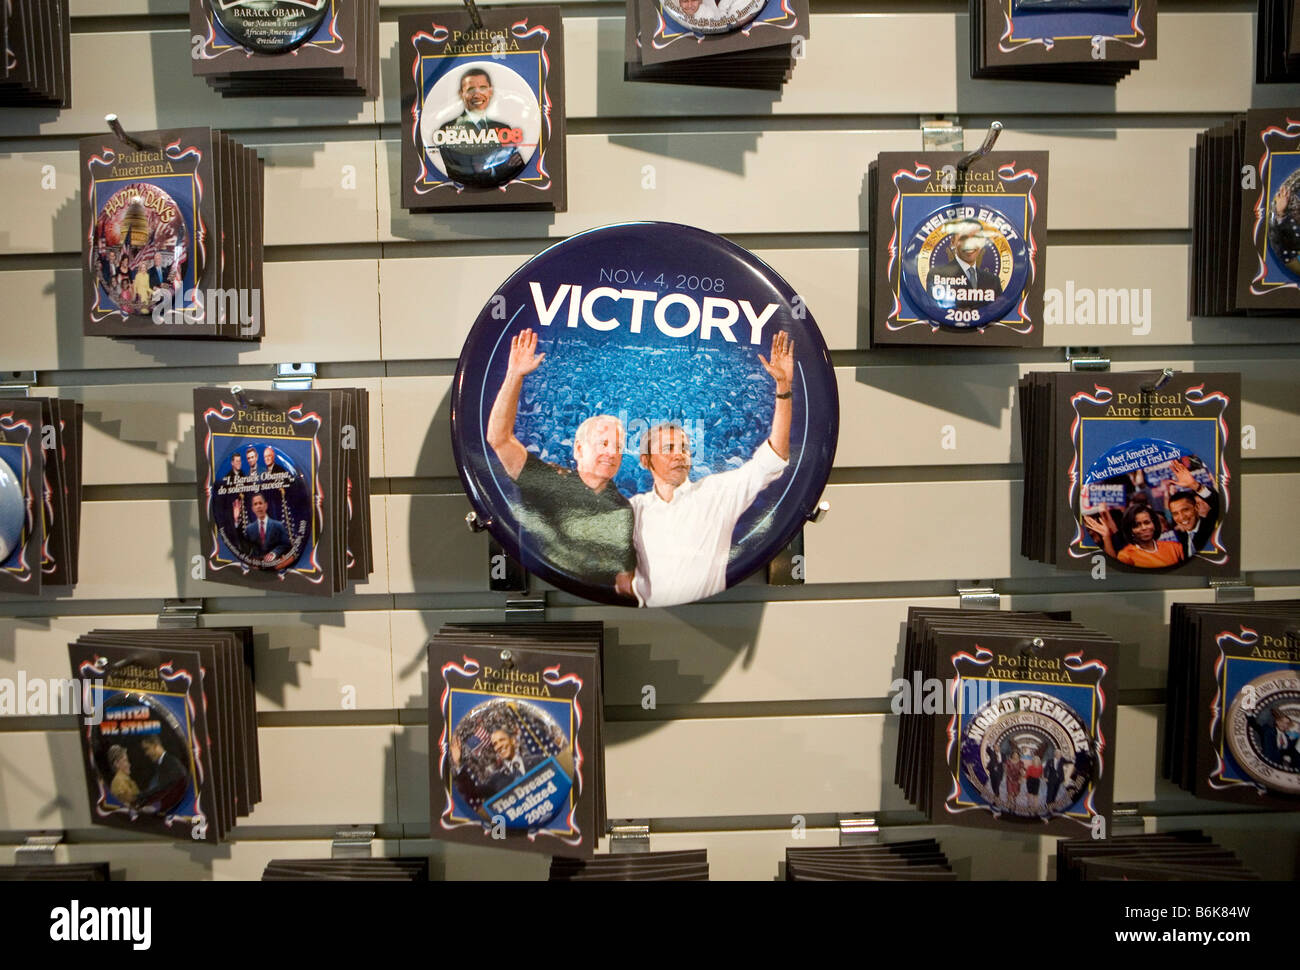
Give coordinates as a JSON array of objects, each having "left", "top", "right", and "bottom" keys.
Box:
[{"left": 450, "top": 222, "right": 839, "bottom": 608}]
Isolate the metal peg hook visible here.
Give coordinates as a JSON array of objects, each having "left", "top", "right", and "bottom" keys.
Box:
[
  {"left": 1140, "top": 368, "right": 1175, "bottom": 393},
  {"left": 461, "top": 0, "right": 484, "bottom": 30},
  {"left": 499, "top": 649, "right": 514, "bottom": 669},
  {"left": 105, "top": 114, "right": 149, "bottom": 152},
  {"left": 1021, "top": 636, "right": 1045, "bottom": 658},
  {"left": 957, "top": 121, "right": 1003, "bottom": 171},
  {"left": 230, "top": 384, "right": 249, "bottom": 408}
]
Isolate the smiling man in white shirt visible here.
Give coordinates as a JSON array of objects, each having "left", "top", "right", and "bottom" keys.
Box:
[{"left": 630, "top": 330, "right": 795, "bottom": 608}]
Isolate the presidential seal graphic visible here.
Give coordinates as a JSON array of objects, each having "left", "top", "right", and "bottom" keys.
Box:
[
  {"left": 959, "top": 690, "right": 1096, "bottom": 819},
  {"left": 208, "top": 0, "right": 330, "bottom": 54},
  {"left": 91, "top": 183, "right": 189, "bottom": 318},
  {"left": 419, "top": 61, "right": 539, "bottom": 189},
  {"left": 662, "top": 0, "right": 767, "bottom": 34},
  {"left": 448, "top": 697, "right": 573, "bottom": 830},
  {"left": 1227, "top": 671, "right": 1300, "bottom": 795},
  {"left": 210, "top": 443, "right": 311, "bottom": 572},
  {"left": 1268, "top": 168, "right": 1300, "bottom": 280},
  {"left": 901, "top": 205, "right": 1028, "bottom": 329}
]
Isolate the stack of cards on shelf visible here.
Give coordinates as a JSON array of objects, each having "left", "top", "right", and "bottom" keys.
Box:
[
  {"left": 1257, "top": 0, "right": 1300, "bottom": 82},
  {"left": 0, "top": 0, "right": 70, "bottom": 107},
  {"left": 262, "top": 858, "right": 429, "bottom": 881},
  {"left": 399, "top": 7, "right": 566, "bottom": 212},
  {"left": 0, "top": 395, "right": 83, "bottom": 597},
  {"left": 624, "top": 0, "right": 808, "bottom": 90},
  {"left": 1165, "top": 600, "right": 1300, "bottom": 810},
  {"left": 68, "top": 628, "right": 261, "bottom": 844},
  {"left": 191, "top": 0, "right": 378, "bottom": 98},
  {"left": 193, "top": 386, "right": 374, "bottom": 596},
  {"left": 550, "top": 849, "right": 709, "bottom": 880},
  {"left": 81, "top": 125, "right": 264, "bottom": 341},
  {"left": 895, "top": 607, "right": 1118, "bottom": 837},
  {"left": 1056, "top": 831, "right": 1260, "bottom": 880},
  {"left": 1192, "top": 109, "right": 1300, "bottom": 316},
  {"left": 1017, "top": 370, "right": 1241, "bottom": 574},
  {"left": 869, "top": 145, "right": 1049, "bottom": 347},
  {"left": 428, "top": 622, "right": 605, "bottom": 859},
  {"left": 971, "top": 0, "right": 1156, "bottom": 84},
  {"left": 785, "top": 840, "right": 957, "bottom": 881},
  {"left": 0, "top": 863, "right": 109, "bottom": 881}
]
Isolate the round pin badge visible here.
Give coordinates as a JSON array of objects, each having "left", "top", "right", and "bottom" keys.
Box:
[
  {"left": 419, "top": 61, "right": 538, "bottom": 189},
  {"left": 450, "top": 222, "right": 839, "bottom": 608},
  {"left": 449, "top": 697, "right": 573, "bottom": 829},
  {"left": 662, "top": 0, "right": 767, "bottom": 34},
  {"left": 0, "top": 456, "right": 23, "bottom": 562},
  {"left": 1227, "top": 671, "right": 1300, "bottom": 795},
  {"left": 91, "top": 692, "right": 194, "bottom": 816},
  {"left": 92, "top": 182, "right": 190, "bottom": 318},
  {"left": 210, "top": 443, "right": 312, "bottom": 572},
  {"left": 208, "top": 0, "right": 330, "bottom": 54},
  {"left": 901, "top": 204, "right": 1028, "bottom": 330},
  {"left": 1080, "top": 437, "right": 1219, "bottom": 570},
  {"left": 959, "top": 690, "right": 1097, "bottom": 820}
]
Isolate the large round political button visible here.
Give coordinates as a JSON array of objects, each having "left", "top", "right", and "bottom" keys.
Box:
[
  {"left": 959, "top": 689, "right": 1097, "bottom": 820},
  {"left": 91, "top": 182, "right": 191, "bottom": 318},
  {"left": 208, "top": 0, "right": 330, "bottom": 54},
  {"left": 1268, "top": 168, "right": 1300, "bottom": 280},
  {"left": 90, "top": 691, "right": 196, "bottom": 816},
  {"left": 901, "top": 204, "right": 1029, "bottom": 330},
  {"left": 209, "top": 442, "right": 312, "bottom": 572},
  {"left": 1080, "top": 437, "right": 1219, "bottom": 570},
  {"left": 1227, "top": 671, "right": 1300, "bottom": 795},
  {"left": 0, "top": 454, "right": 23, "bottom": 562},
  {"left": 662, "top": 0, "right": 767, "bottom": 34},
  {"left": 450, "top": 222, "right": 839, "bottom": 608}
]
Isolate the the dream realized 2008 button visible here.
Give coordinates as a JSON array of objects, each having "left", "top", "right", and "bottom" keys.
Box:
[{"left": 901, "top": 203, "right": 1029, "bottom": 330}]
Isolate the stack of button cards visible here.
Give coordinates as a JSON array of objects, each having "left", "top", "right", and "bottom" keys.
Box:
[
  {"left": 0, "top": 395, "right": 84, "bottom": 597},
  {"left": 1165, "top": 601, "right": 1300, "bottom": 810},
  {"left": 261, "top": 858, "right": 429, "bottom": 881},
  {"left": 971, "top": 0, "right": 1157, "bottom": 84},
  {"left": 550, "top": 849, "right": 709, "bottom": 880},
  {"left": 81, "top": 126, "right": 265, "bottom": 341},
  {"left": 68, "top": 627, "right": 262, "bottom": 845},
  {"left": 193, "top": 386, "right": 374, "bottom": 597},
  {"left": 191, "top": 0, "right": 378, "bottom": 98},
  {"left": 0, "top": 863, "right": 110, "bottom": 881},
  {"left": 400, "top": 7, "right": 566, "bottom": 213},
  {"left": 1192, "top": 109, "right": 1300, "bottom": 316},
  {"left": 1017, "top": 371, "right": 1241, "bottom": 575},
  {"left": 894, "top": 607, "right": 1119, "bottom": 837},
  {"left": 1056, "top": 831, "right": 1260, "bottom": 880},
  {"left": 0, "top": 0, "right": 70, "bottom": 108},
  {"left": 428, "top": 622, "right": 605, "bottom": 859},
  {"left": 1257, "top": 0, "right": 1300, "bottom": 82},
  {"left": 870, "top": 147, "right": 1049, "bottom": 347},
  {"left": 785, "top": 840, "right": 957, "bottom": 881},
  {"left": 624, "top": 0, "right": 808, "bottom": 90}
]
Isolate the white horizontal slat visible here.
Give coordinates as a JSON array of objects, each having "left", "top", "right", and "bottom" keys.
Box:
[
  {"left": 0, "top": 32, "right": 374, "bottom": 139},
  {"left": 0, "top": 611, "right": 394, "bottom": 714},
  {"left": 377, "top": 360, "right": 1300, "bottom": 481},
  {"left": 34, "top": 378, "right": 385, "bottom": 486},
  {"left": 3, "top": 260, "right": 382, "bottom": 372},
  {"left": 54, "top": 838, "right": 406, "bottom": 881},
  {"left": 0, "top": 725, "right": 397, "bottom": 831}
]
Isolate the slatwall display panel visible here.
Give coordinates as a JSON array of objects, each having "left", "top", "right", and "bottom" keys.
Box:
[{"left": 2, "top": 2, "right": 1299, "bottom": 882}]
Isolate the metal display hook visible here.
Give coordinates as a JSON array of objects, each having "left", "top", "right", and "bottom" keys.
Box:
[
  {"left": 105, "top": 113, "right": 151, "bottom": 152},
  {"left": 461, "top": 0, "right": 484, "bottom": 30},
  {"left": 1140, "top": 368, "right": 1175, "bottom": 393},
  {"left": 957, "top": 121, "right": 1003, "bottom": 172}
]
